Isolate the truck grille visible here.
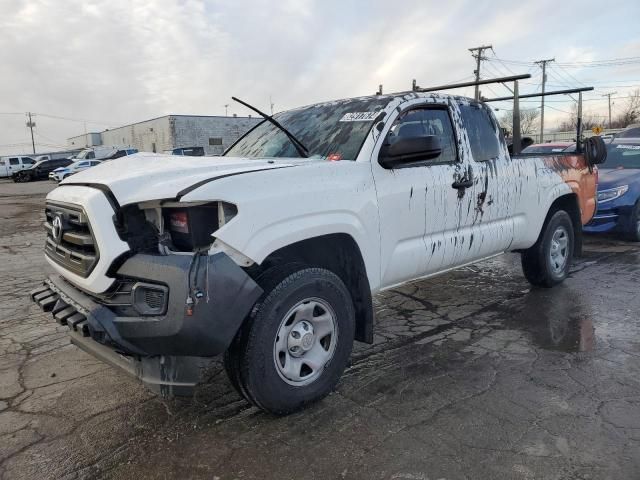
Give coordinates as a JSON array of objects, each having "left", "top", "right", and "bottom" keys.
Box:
[{"left": 44, "top": 202, "right": 99, "bottom": 278}]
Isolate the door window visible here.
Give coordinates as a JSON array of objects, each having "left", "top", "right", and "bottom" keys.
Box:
[
  {"left": 9, "top": 158, "right": 20, "bottom": 165},
  {"left": 459, "top": 103, "right": 502, "bottom": 162},
  {"left": 22, "top": 158, "right": 35, "bottom": 165},
  {"left": 388, "top": 108, "right": 458, "bottom": 164}
]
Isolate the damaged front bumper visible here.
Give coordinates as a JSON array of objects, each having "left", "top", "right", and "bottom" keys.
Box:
[{"left": 30, "top": 252, "right": 262, "bottom": 396}]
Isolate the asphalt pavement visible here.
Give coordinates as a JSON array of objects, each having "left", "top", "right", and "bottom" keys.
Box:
[{"left": 1, "top": 178, "right": 639, "bottom": 480}]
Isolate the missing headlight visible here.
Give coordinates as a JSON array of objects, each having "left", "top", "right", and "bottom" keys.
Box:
[{"left": 163, "top": 202, "right": 237, "bottom": 251}]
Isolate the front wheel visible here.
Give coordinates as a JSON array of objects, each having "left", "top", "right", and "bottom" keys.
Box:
[
  {"left": 14, "top": 172, "right": 28, "bottom": 183},
  {"left": 521, "top": 210, "right": 575, "bottom": 288},
  {"left": 224, "top": 267, "right": 355, "bottom": 415}
]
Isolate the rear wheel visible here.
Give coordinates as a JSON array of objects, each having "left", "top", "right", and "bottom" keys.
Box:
[
  {"left": 521, "top": 210, "right": 575, "bottom": 287},
  {"left": 224, "top": 267, "right": 355, "bottom": 415}
]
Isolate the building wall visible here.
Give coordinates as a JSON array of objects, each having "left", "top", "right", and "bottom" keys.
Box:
[
  {"left": 99, "top": 116, "right": 172, "bottom": 153},
  {"left": 172, "top": 116, "right": 262, "bottom": 155},
  {"left": 68, "top": 132, "right": 102, "bottom": 148},
  {"left": 67, "top": 115, "right": 262, "bottom": 155}
]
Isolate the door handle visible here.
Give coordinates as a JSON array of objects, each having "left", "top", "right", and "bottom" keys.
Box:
[{"left": 451, "top": 177, "right": 473, "bottom": 189}]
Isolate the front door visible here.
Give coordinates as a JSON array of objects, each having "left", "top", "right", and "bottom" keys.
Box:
[
  {"left": 8, "top": 158, "right": 20, "bottom": 175},
  {"left": 371, "top": 101, "right": 473, "bottom": 288}
]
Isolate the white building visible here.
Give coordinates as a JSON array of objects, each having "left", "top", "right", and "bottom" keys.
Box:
[{"left": 68, "top": 115, "right": 262, "bottom": 155}]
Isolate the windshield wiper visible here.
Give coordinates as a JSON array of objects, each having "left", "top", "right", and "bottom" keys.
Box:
[{"left": 231, "top": 96, "right": 309, "bottom": 158}]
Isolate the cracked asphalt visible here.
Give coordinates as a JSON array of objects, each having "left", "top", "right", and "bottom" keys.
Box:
[{"left": 1, "top": 178, "right": 640, "bottom": 480}]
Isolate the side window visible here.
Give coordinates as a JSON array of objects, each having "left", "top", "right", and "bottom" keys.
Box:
[
  {"left": 78, "top": 162, "right": 89, "bottom": 168},
  {"left": 9, "top": 158, "right": 20, "bottom": 165},
  {"left": 459, "top": 103, "right": 501, "bottom": 162},
  {"left": 389, "top": 107, "right": 458, "bottom": 164},
  {"left": 85, "top": 151, "right": 95, "bottom": 159},
  {"left": 22, "top": 158, "right": 35, "bottom": 165}
]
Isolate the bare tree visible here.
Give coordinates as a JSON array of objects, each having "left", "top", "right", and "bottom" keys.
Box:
[
  {"left": 499, "top": 108, "right": 540, "bottom": 136},
  {"left": 611, "top": 89, "right": 640, "bottom": 128},
  {"left": 556, "top": 104, "right": 603, "bottom": 132}
]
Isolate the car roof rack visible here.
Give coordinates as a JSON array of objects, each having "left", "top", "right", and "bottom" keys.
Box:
[{"left": 412, "top": 74, "right": 594, "bottom": 155}]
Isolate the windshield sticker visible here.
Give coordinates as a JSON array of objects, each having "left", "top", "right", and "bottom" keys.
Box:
[
  {"left": 616, "top": 144, "right": 640, "bottom": 150},
  {"left": 339, "top": 111, "right": 381, "bottom": 122}
]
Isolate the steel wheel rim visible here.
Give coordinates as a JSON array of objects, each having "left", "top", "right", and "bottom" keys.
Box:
[
  {"left": 273, "top": 297, "right": 338, "bottom": 386},
  {"left": 549, "top": 226, "right": 569, "bottom": 274}
]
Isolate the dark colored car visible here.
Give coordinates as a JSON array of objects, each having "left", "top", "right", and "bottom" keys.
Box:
[
  {"left": 12, "top": 158, "right": 73, "bottom": 183},
  {"left": 521, "top": 142, "right": 576, "bottom": 154},
  {"left": 584, "top": 138, "right": 640, "bottom": 241},
  {"left": 171, "top": 146, "right": 205, "bottom": 156}
]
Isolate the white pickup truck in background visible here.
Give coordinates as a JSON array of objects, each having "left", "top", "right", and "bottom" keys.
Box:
[
  {"left": 0, "top": 155, "right": 35, "bottom": 178},
  {"left": 31, "top": 91, "right": 604, "bottom": 414}
]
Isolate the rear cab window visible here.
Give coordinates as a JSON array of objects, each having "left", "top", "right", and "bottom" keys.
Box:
[{"left": 459, "top": 103, "right": 503, "bottom": 162}]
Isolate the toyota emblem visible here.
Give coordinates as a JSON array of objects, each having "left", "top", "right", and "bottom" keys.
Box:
[{"left": 52, "top": 215, "right": 64, "bottom": 243}]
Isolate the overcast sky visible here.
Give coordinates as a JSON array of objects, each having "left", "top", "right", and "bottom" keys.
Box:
[{"left": 1, "top": 0, "right": 639, "bottom": 155}]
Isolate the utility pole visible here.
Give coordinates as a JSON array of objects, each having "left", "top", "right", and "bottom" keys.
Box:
[
  {"left": 269, "top": 96, "right": 274, "bottom": 116},
  {"left": 534, "top": 58, "right": 555, "bottom": 143},
  {"left": 26, "top": 112, "right": 36, "bottom": 154},
  {"left": 468, "top": 45, "right": 493, "bottom": 101},
  {"left": 602, "top": 92, "right": 617, "bottom": 128},
  {"left": 224, "top": 104, "right": 229, "bottom": 116}
]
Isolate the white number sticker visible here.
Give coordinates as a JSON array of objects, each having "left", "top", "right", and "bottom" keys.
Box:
[{"left": 339, "top": 111, "right": 381, "bottom": 122}]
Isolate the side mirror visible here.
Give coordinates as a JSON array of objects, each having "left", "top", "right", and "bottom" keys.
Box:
[{"left": 379, "top": 135, "right": 442, "bottom": 168}]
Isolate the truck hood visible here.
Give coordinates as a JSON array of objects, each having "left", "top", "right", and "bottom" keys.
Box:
[
  {"left": 61, "top": 152, "right": 298, "bottom": 206},
  {"left": 598, "top": 168, "right": 640, "bottom": 190}
]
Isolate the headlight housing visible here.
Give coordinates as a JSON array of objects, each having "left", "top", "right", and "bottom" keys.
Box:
[
  {"left": 163, "top": 202, "right": 237, "bottom": 251},
  {"left": 597, "top": 185, "right": 629, "bottom": 203}
]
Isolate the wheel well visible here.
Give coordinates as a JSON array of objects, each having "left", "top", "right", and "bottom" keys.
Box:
[
  {"left": 248, "top": 234, "right": 374, "bottom": 344},
  {"left": 548, "top": 193, "right": 582, "bottom": 256}
]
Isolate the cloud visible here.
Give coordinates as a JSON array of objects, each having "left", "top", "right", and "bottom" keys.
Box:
[{"left": 1, "top": 0, "right": 639, "bottom": 154}]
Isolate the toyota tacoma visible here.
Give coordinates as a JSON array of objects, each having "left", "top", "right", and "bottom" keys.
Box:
[{"left": 31, "top": 91, "right": 604, "bottom": 414}]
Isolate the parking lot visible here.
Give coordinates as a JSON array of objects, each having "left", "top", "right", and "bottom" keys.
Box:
[{"left": 1, "top": 178, "right": 639, "bottom": 480}]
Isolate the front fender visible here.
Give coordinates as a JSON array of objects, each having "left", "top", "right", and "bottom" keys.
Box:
[{"left": 216, "top": 210, "right": 380, "bottom": 291}]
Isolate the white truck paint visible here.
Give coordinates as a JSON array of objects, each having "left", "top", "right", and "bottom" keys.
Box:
[
  {"left": 50, "top": 92, "right": 590, "bottom": 294},
  {"left": 35, "top": 91, "right": 597, "bottom": 413}
]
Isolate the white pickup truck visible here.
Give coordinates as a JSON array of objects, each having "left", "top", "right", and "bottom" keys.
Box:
[{"left": 31, "top": 91, "right": 603, "bottom": 414}]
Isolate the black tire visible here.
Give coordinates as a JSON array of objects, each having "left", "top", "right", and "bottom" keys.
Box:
[
  {"left": 521, "top": 210, "right": 575, "bottom": 288},
  {"left": 223, "top": 262, "right": 305, "bottom": 402},
  {"left": 626, "top": 201, "right": 640, "bottom": 242},
  {"left": 225, "top": 267, "right": 355, "bottom": 415},
  {"left": 583, "top": 136, "right": 607, "bottom": 166},
  {"left": 14, "top": 172, "right": 28, "bottom": 183}
]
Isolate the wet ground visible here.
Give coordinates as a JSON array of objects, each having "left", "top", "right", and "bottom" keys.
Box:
[{"left": 1, "top": 178, "right": 639, "bottom": 479}]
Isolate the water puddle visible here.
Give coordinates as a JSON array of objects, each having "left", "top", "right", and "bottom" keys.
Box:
[{"left": 506, "top": 286, "right": 595, "bottom": 353}]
